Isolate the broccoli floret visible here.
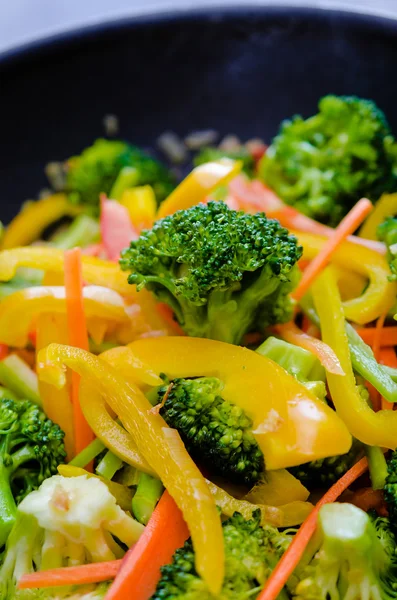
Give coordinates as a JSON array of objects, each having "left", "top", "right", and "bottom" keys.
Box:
[
  {"left": 378, "top": 217, "right": 397, "bottom": 280},
  {"left": 194, "top": 146, "right": 256, "bottom": 177},
  {"left": 63, "top": 139, "right": 176, "bottom": 212},
  {"left": 383, "top": 449, "right": 397, "bottom": 532},
  {"left": 293, "top": 503, "right": 397, "bottom": 600},
  {"left": 151, "top": 510, "right": 292, "bottom": 600},
  {"left": 260, "top": 95, "right": 397, "bottom": 225},
  {"left": 157, "top": 377, "right": 264, "bottom": 486},
  {"left": 120, "top": 201, "right": 302, "bottom": 344},
  {"left": 0, "top": 398, "right": 66, "bottom": 547},
  {"left": 0, "top": 475, "right": 144, "bottom": 599}
]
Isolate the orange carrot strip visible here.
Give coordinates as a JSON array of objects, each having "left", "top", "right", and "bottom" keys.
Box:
[
  {"left": 18, "top": 560, "right": 122, "bottom": 589},
  {"left": 258, "top": 457, "right": 369, "bottom": 600},
  {"left": 106, "top": 490, "right": 189, "bottom": 600},
  {"left": 349, "top": 487, "right": 388, "bottom": 515},
  {"left": 273, "top": 321, "right": 344, "bottom": 375},
  {"left": 0, "top": 343, "right": 9, "bottom": 360},
  {"left": 293, "top": 198, "right": 373, "bottom": 302},
  {"left": 156, "top": 303, "right": 186, "bottom": 336},
  {"left": 64, "top": 248, "right": 94, "bottom": 456},
  {"left": 357, "top": 326, "right": 397, "bottom": 347}
]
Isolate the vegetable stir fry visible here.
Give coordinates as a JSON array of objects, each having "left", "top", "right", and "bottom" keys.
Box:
[{"left": 2, "top": 94, "right": 397, "bottom": 600}]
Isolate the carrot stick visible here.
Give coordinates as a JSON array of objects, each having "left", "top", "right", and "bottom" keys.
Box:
[
  {"left": 258, "top": 457, "right": 369, "bottom": 600},
  {"left": 18, "top": 560, "right": 122, "bottom": 589},
  {"left": 156, "top": 303, "right": 186, "bottom": 336},
  {"left": 293, "top": 198, "right": 373, "bottom": 302},
  {"left": 273, "top": 321, "right": 344, "bottom": 375},
  {"left": 357, "top": 326, "right": 397, "bottom": 348},
  {"left": 106, "top": 490, "right": 189, "bottom": 600},
  {"left": 64, "top": 248, "right": 94, "bottom": 456}
]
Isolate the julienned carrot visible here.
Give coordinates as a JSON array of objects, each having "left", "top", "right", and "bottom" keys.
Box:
[
  {"left": 106, "top": 490, "right": 189, "bottom": 600},
  {"left": 357, "top": 326, "right": 397, "bottom": 348},
  {"left": 18, "top": 560, "right": 122, "bottom": 589},
  {"left": 292, "top": 198, "right": 373, "bottom": 302},
  {"left": 156, "top": 303, "right": 186, "bottom": 336},
  {"left": 0, "top": 343, "right": 9, "bottom": 360},
  {"left": 258, "top": 457, "right": 369, "bottom": 600},
  {"left": 273, "top": 322, "right": 344, "bottom": 375},
  {"left": 64, "top": 248, "right": 94, "bottom": 455},
  {"left": 380, "top": 347, "right": 397, "bottom": 410}
]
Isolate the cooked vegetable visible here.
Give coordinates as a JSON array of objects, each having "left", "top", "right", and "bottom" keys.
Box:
[
  {"left": 260, "top": 95, "right": 397, "bottom": 224},
  {"left": 384, "top": 450, "right": 397, "bottom": 532},
  {"left": 132, "top": 473, "right": 164, "bottom": 525},
  {"left": 50, "top": 214, "right": 100, "bottom": 250},
  {"left": 0, "top": 475, "right": 143, "bottom": 599},
  {"left": 360, "top": 191, "right": 397, "bottom": 240},
  {"left": 0, "top": 397, "right": 66, "bottom": 546},
  {"left": 0, "top": 354, "right": 41, "bottom": 404},
  {"left": 293, "top": 504, "right": 397, "bottom": 600},
  {"left": 120, "top": 201, "right": 303, "bottom": 344},
  {"left": 194, "top": 146, "right": 256, "bottom": 177},
  {"left": 64, "top": 138, "right": 176, "bottom": 212},
  {"left": 156, "top": 377, "right": 265, "bottom": 485},
  {"left": 152, "top": 510, "right": 293, "bottom": 600},
  {"left": 378, "top": 216, "right": 397, "bottom": 280}
]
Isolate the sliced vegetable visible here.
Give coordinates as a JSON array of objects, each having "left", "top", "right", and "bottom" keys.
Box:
[
  {"left": 96, "top": 450, "right": 123, "bottom": 480},
  {"left": 244, "top": 470, "right": 310, "bottom": 505},
  {"left": 132, "top": 474, "right": 164, "bottom": 525},
  {"left": 359, "top": 192, "right": 397, "bottom": 240},
  {"left": 50, "top": 214, "right": 100, "bottom": 250},
  {"left": 100, "top": 197, "right": 138, "bottom": 261},
  {"left": 18, "top": 560, "right": 122, "bottom": 589},
  {"left": 0, "top": 353, "right": 41, "bottom": 405},
  {"left": 357, "top": 326, "right": 397, "bottom": 347},
  {"left": 69, "top": 437, "right": 105, "bottom": 468},
  {"left": 120, "top": 185, "right": 157, "bottom": 231}
]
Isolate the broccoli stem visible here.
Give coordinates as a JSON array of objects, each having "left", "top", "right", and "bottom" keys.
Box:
[
  {"left": 96, "top": 449, "right": 123, "bottom": 480},
  {"left": 0, "top": 386, "right": 18, "bottom": 401},
  {"left": 50, "top": 214, "right": 100, "bottom": 250},
  {"left": 0, "top": 354, "right": 41, "bottom": 405},
  {"left": 365, "top": 446, "right": 388, "bottom": 490},
  {"left": 132, "top": 473, "right": 164, "bottom": 525},
  {"left": 0, "top": 459, "right": 17, "bottom": 547},
  {"left": 69, "top": 438, "right": 106, "bottom": 468},
  {"left": 110, "top": 166, "right": 140, "bottom": 200}
]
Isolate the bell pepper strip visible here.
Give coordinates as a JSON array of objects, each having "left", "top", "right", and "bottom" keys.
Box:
[
  {"left": 273, "top": 322, "right": 344, "bottom": 375},
  {"left": 120, "top": 185, "right": 157, "bottom": 232},
  {"left": 100, "top": 197, "right": 138, "bottom": 261},
  {"left": 37, "top": 344, "right": 224, "bottom": 594},
  {"left": 57, "top": 465, "right": 133, "bottom": 512},
  {"left": 359, "top": 192, "right": 397, "bottom": 240},
  {"left": 78, "top": 376, "right": 155, "bottom": 476},
  {"left": 205, "top": 479, "right": 313, "bottom": 527},
  {"left": 333, "top": 265, "right": 367, "bottom": 301},
  {"left": 157, "top": 159, "right": 242, "bottom": 218},
  {"left": 0, "top": 353, "right": 41, "bottom": 404},
  {"left": 229, "top": 177, "right": 385, "bottom": 253},
  {"left": 245, "top": 470, "right": 310, "bottom": 505},
  {"left": 106, "top": 491, "right": 189, "bottom": 600},
  {"left": 312, "top": 267, "right": 397, "bottom": 447},
  {"left": 0, "top": 247, "right": 136, "bottom": 297},
  {"left": 127, "top": 337, "right": 352, "bottom": 470},
  {"left": 300, "top": 296, "right": 397, "bottom": 404},
  {"left": 293, "top": 198, "right": 373, "bottom": 302},
  {"left": 36, "top": 313, "right": 74, "bottom": 459},
  {"left": 357, "top": 326, "right": 397, "bottom": 347},
  {"left": 100, "top": 346, "right": 163, "bottom": 387},
  {"left": 296, "top": 231, "right": 397, "bottom": 324},
  {"left": 258, "top": 456, "right": 369, "bottom": 600},
  {"left": 1, "top": 194, "right": 82, "bottom": 250},
  {"left": 18, "top": 560, "right": 122, "bottom": 590},
  {"left": 0, "top": 285, "right": 136, "bottom": 348}
]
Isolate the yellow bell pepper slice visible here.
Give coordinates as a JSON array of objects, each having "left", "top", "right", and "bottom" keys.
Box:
[
  {"left": 37, "top": 344, "right": 224, "bottom": 595},
  {"left": 157, "top": 159, "right": 242, "bottom": 218},
  {"left": 0, "top": 285, "right": 133, "bottom": 347},
  {"left": 359, "top": 192, "right": 397, "bottom": 240},
  {"left": 295, "top": 231, "right": 396, "bottom": 324},
  {"left": 127, "top": 337, "right": 352, "bottom": 470},
  {"left": 121, "top": 185, "right": 157, "bottom": 231},
  {"left": 1, "top": 194, "right": 82, "bottom": 249},
  {"left": 312, "top": 267, "right": 397, "bottom": 448},
  {"left": 36, "top": 312, "right": 74, "bottom": 460},
  {"left": 244, "top": 470, "right": 310, "bottom": 505}
]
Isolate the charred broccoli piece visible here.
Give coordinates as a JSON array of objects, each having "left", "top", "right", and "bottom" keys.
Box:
[
  {"left": 63, "top": 138, "right": 175, "bottom": 212},
  {"left": 120, "top": 201, "right": 302, "bottom": 344},
  {"left": 151, "top": 510, "right": 292, "bottom": 600},
  {"left": 260, "top": 95, "right": 397, "bottom": 224},
  {"left": 156, "top": 377, "right": 264, "bottom": 486},
  {"left": 194, "top": 146, "right": 256, "bottom": 177}
]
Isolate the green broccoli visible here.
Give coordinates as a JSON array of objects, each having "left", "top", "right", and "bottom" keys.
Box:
[
  {"left": 378, "top": 217, "right": 397, "bottom": 280},
  {"left": 0, "top": 475, "right": 144, "bottom": 600},
  {"left": 120, "top": 201, "right": 302, "bottom": 344},
  {"left": 383, "top": 449, "right": 397, "bottom": 531},
  {"left": 63, "top": 139, "right": 176, "bottom": 212},
  {"left": 0, "top": 398, "right": 66, "bottom": 547},
  {"left": 194, "top": 146, "right": 256, "bottom": 177},
  {"left": 151, "top": 510, "right": 292, "bottom": 600},
  {"left": 293, "top": 503, "right": 397, "bottom": 600},
  {"left": 156, "top": 377, "right": 264, "bottom": 486},
  {"left": 260, "top": 95, "right": 397, "bottom": 225}
]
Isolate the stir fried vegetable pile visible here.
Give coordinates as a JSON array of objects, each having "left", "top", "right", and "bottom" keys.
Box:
[{"left": 2, "top": 94, "right": 397, "bottom": 600}]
